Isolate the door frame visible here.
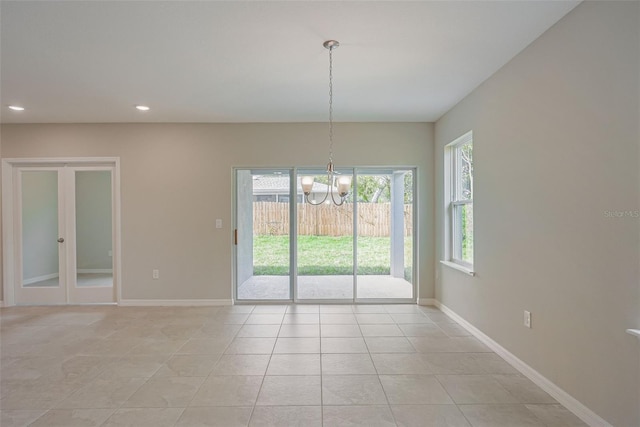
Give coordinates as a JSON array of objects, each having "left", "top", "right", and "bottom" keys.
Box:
[
  {"left": 232, "top": 166, "right": 418, "bottom": 305},
  {"left": 2, "top": 157, "right": 122, "bottom": 306}
]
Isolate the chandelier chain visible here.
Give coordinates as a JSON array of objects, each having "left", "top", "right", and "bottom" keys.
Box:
[
  {"left": 328, "top": 45, "right": 334, "bottom": 164},
  {"left": 302, "top": 40, "right": 348, "bottom": 207}
]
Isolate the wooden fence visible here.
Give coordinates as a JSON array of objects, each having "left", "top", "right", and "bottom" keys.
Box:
[{"left": 253, "top": 202, "right": 413, "bottom": 237}]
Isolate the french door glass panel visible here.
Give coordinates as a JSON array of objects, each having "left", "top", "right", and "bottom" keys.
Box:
[
  {"left": 356, "top": 169, "right": 413, "bottom": 300},
  {"left": 18, "top": 169, "right": 66, "bottom": 304},
  {"left": 69, "top": 169, "right": 115, "bottom": 304},
  {"left": 236, "top": 169, "right": 291, "bottom": 300},
  {"left": 74, "top": 171, "right": 113, "bottom": 287},
  {"left": 296, "top": 169, "right": 354, "bottom": 300}
]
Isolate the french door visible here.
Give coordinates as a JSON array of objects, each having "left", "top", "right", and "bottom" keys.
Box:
[
  {"left": 234, "top": 167, "right": 416, "bottom": 303},
  {"left": 4, "top": 161, "right": 118, "bottom": 305}
]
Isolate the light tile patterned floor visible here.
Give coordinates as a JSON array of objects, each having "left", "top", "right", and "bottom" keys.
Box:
[{"left": 0, "top": 304, "right": 588, "bottom": 427}]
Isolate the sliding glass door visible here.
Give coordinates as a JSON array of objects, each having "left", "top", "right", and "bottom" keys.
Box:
[
  {"left": 356, "top": 169, "right": 413, "bottom": 301},
  {"left": 235, "top": 169, "right": 292, "bottom": 300},
  {"left": 296, "top": 168, "right": 354, "bottom": 301},
  {"left": 234, "top": 167, "right": 415, "bottom": 303}
]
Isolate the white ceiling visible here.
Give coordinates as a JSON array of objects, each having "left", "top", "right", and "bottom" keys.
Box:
[{"left": 1, "top": 1, "right": 579, "bottom": 124}]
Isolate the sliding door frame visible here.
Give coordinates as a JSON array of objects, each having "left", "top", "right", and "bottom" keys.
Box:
[{"left": 232, "top": 166, "right": 418, "bottom": 305}]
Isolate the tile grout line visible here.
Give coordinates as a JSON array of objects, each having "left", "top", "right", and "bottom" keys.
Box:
[
  {"left": 245, "top": 306, "right": 283, "bottom": 426},
  {"left": 318, "top": 309, "right": 324, "bottom": 427},
  {"left": 357, "top": 309, "right": 400, "bottom": 426}
]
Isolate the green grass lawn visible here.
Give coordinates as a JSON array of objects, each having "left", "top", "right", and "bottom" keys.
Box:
[{"left": 253, "top": 235, "right": 412, "bottom": 279}]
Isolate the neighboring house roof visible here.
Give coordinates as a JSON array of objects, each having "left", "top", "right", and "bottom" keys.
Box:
[{"left": 252, "top": 175, "right": 332, "bottom": 195}]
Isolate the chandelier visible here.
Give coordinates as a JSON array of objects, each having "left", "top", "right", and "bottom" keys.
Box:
[{"left": 301, "top": 40, "right": 351, "bottom": 206}]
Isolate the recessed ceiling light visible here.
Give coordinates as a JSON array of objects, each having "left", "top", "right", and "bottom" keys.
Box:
[
  {"left": 135, "top": 105, "right": 150, "bottom": 111},
  {"left": 8, "top": 105, "right": 25, "bottom": 111}
]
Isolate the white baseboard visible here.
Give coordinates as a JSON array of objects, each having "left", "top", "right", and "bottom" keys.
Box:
[
  {"left": 77, "top": 269, "right": 113, "bottom": 274},
  {"left": 119, "top": 299, "right": 233, "bottom": 307},
  {"left": 434, "top": 300, "right": 612, "bottom": 427},
  {"left": 23, "top": 273, "right": 59, "bottom": 285},
  {"left": 417, "top": 298, "right": 437, "bottom": 306}
]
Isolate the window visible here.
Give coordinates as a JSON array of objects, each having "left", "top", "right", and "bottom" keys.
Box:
[{"left": 446, "top": 131, "right": 473, "bottom": 270}]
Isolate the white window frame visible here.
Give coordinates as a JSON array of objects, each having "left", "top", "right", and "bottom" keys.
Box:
[{"left": 442, "top": 131, "right": 474, "bottom": 276}]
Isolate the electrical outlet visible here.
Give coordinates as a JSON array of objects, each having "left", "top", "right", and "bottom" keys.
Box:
[
  {"left": 108, "top": 250, "right": 113, "bottom": 257},
  {"left": 152, "top": 269, "right": 159, "bottom": 279},
  {"left": 216, "top": 219, "right": 222, "bottom": 229},
  {"left": 524, "top": 310, "right": 532, "bottom": 328}
]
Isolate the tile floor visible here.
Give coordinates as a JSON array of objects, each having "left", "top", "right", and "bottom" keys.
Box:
[{"left": 0, "top": 304, "right": 587, "bottom": 426}]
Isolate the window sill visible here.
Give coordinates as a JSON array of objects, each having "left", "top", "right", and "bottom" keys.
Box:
[{"left": 440, "top": 260, "right": 475, "bottom": 276}]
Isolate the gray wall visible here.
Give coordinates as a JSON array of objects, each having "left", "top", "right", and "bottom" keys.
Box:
[
  {"left": 0, "top": 136, "right": 3, "bottom": 298},
  {"left": 434, "top": 2, "right": 639, "bottom": 425},
  {"left": 75, "top": 170, "right": 112, "bottom": 270},
  {"left": 0, "top": 122, "right": 434, "bottom": 301},
  {"left": 21, "top": 171, "right": 59, "bottom": 281}
]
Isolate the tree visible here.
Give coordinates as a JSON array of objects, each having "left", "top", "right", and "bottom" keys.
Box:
[
  {"left": 357, "top": 175, "right": 390, "bottom": 202},
  {"left": 460, "top": 143, "right": 473, "bottom": 199}
]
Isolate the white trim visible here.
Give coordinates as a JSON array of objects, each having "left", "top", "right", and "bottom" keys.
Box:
[
  {"left": 434, "top": 300, "right": 612, "bottom": 427},
  {"left": 626, "top": 329, "right": 640, "bottom": 338},
  {"left": 2, "top": 161, "right": 17, "bottom": 305},
  {"left": 417, "top": 298, "right": 437, "bottom": 306},
  {"left": 440, "top": 260, "right": 475, "bottom": 276},
  {"left": 22, "top": 273, "right": 60, "bottom": 286},
  {"left": 113, "top": 158, "right": 122, "bottom": 304},
  {"left": 445, "top": 131, "right": 473, "bottom": 150},
  {"left": 77, "top": 269, "right": 113, "bottom": 274},
  {"left": 2, "top": 157, "right": 120, "bottom": 165},
  {"left": 119, "top": 299, "right": 233, "bottom": 307}
]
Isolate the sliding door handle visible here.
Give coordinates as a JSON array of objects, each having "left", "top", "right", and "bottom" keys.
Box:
[{"left": 57, "top": 238, "right": 65, "bottom": 243}]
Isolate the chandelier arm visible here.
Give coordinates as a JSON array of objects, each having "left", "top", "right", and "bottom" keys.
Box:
[
  {"left": 329, "top": 190, "right": 346, "bottom": 206},
  {"left": 305, "top": 192, "right": 329, "bottom": 206},
  {"left": 304, "top": 173, "right": 331, "bottom": 206}
]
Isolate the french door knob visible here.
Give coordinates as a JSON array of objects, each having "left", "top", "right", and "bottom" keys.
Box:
[{"left": 57, "top": 238, "right": 65, "bottom": 243}]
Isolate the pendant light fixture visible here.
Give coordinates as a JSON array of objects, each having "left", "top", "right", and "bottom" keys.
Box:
[{"left": 301, "top": 40, "right": 351, "bottom": 206}]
